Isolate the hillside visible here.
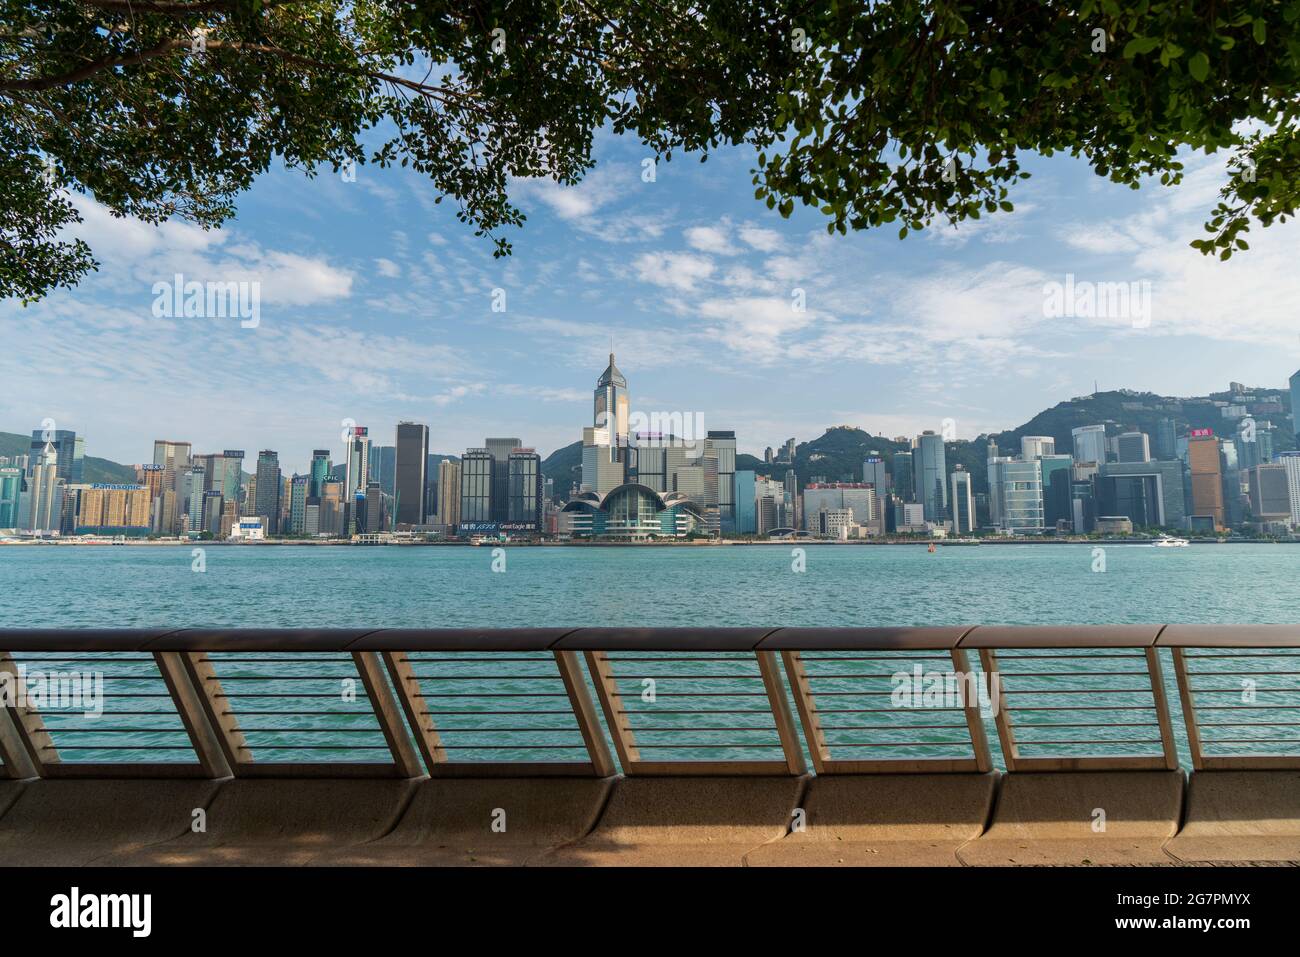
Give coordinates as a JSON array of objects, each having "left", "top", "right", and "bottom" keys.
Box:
[
  {"left": 541, "top": 441, "right": 582, "bottom": 499},
  {"left": 740, "top": 385, "right": 1295, "bottom": 496}
]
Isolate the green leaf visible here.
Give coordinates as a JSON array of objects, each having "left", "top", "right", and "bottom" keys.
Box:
[{"left": 1188, "top": 52, "right": 1210, "bottom": 82}]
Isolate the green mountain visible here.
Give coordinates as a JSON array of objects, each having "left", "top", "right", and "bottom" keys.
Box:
[
  {"left": 0, "top": 431, "right": 137, "bottom": 484},
  {"left": 541, "top": 441, "right": 582, "bottom": 499},
  {"left": 740, "top": 385, "right": 1296, "bottom": 496},
  {"left": 984, "top": 387, "right": 1296, "bottom": 463}
]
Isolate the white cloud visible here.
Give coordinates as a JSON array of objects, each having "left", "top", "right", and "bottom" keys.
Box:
[
  {"left": 515, "top": 165, "right": 626, "bottom": 221},
  {"left": 684, "top": 222, "right": 738, "bottom": 255},
  {"left": 633, "top": 251, "right": 715, "bottom": 292},
  {"left": 738, "top": 224, "right": 783, "bottom": 252},
  {"left": 374, "top": 257, "right": 401, "bottom": 278}
]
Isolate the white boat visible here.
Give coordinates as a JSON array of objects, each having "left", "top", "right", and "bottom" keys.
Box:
[{"left": 1150, "top": 535, "right": 1189, "bottom": 547}]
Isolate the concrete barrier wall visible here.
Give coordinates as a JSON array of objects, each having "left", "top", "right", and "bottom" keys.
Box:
[{"left": 3, "top": 771, "right": 1300, "bottom": 865}]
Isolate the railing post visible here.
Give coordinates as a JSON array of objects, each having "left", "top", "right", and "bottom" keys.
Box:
[
  {"left": 381, "top": 652, "right": 446, "bottom": 773},
  {"left": 0, "top": 698, "right": 38, "bottom": 780},
  {"left": 979, "top": 648, "right": 1018, "bottom": 772},
  {"left": 1145, "top": 647, "right": 1180, "bottom": 771},
  {"left": 756, "top": 651, "right": 807, "bottom": 775},
  {"left": 780, "top": 651, "right": 829, "bottom": 774},
  {"left": 0, "top": 652, "right": 53, "bottom": 777},
  {"left": 352, "top": 651, "right": 425, "bottom": 779},
  {"left": 179, "top": 651, "right": 250, "bottom": 774},
  {"left": 584, "top": 651, "right": 640, "bottom": 772},
  {"left": 952, "top": 648, "right": 993, "bottom": 773},
  {"left": 153, "top": 651, "right": 232, "bottom": 778},
  {"left": 1170, "top": 647, "right": 1204, "bottom": 771},
  {"left": 554, "top": 650, "right": 617, "bottom": 778}
]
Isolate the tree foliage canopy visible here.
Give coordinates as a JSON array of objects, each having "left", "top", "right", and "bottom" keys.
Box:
[{"left": 3, "top": 0, "right": 1298, "bottom": 302}]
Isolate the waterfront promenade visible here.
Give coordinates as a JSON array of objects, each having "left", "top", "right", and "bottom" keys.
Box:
[{"left": 2, "top": 625, "right": 1298, "bottom": 866}]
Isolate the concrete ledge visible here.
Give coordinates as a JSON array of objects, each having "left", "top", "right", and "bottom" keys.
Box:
[
  {"left": 0, "top": 781, "right": 28, "bottom": 824},
  {"left": 106, "top": 778, "right": 420, "bottom": 866},
  {"left": 960, "top": 771, "right": 1184, "bottom": 866},
  {"left": 0, "top": 779, "right": 222, "bottom": 866},
  {"left": 316, "top": 776, "right": 616, "bottom": 866},
  {"left": 1167, "top": 771, "right": 1300, "bottom": 864},
  {"left": 541, "top": 775, "right": 808, "bottom": 866},
  {"left": 747, "top": 773, "right": 998, "bottom": 867}
]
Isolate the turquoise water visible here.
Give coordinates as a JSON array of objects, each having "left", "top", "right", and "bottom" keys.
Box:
[
  {"left": 3, "top": 544, "right": 1296, "bottom": 769},
  {"left": 2, "top": 542, "right": 1297, "bottom": 627}
]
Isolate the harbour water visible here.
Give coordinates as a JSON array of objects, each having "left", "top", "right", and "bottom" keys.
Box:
[
  {"left": 4, "top": 544, "right": 1296, "bottom": 768},
  {"left": 2, "top": 542, "right": 1296, "bottom": 627}
]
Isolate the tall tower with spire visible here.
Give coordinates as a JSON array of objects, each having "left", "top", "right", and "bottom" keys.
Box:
[{"left": 594, "top": 353, "right": 630, "bottom": 445}]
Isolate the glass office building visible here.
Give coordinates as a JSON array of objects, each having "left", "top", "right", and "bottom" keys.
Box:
[
  {"left": 459, "top": 449, "right": 494, "bottom": 524},
  {"left": 507, "top": 449, "right": 542, "bottom": 527}
]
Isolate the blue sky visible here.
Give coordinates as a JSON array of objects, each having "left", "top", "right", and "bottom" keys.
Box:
[{"left": 5, "top": 126, "right": 1300, "bottom": 474}]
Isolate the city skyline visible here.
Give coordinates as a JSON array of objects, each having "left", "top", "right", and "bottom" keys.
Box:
[
  {"left": 6, "top": 347, "right": 1298, "bottom": 541},
  {"left": 4, "top": 369, "right": 1297, "bottom": 478},
  {"left": 6, "top": 129, "right": 1300, "bottom": 470}
]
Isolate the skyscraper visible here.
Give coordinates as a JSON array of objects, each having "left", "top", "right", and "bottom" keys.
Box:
[
  {"left": 437, "top": 459, "right": 461, "bottom": 529},
  {"left": 1154, "top": 418, "right": 1177, "bottom": 461},
  {"left": 1071, "top": 425, "right": 1107, "bottom": 465},
  {"left": 1020, "top": 436, "right": 1055, "bottom": 460},
  {"left": 152, "top": 439, "right": 192, "bottom": 534},
  {"left": 1187, "top": 430, "right": 1225, "bottom": 529},
  {"left": 862, "top": 454, "right": 887, "bottom": 494},
  {"left": 593, "top": 353, "right": 630, "bottom": 447},
  {"left": 1246, "top": 464, "right": 1291, "bottom": 523},
  {"left": 485, "top": 437, "right": 521, "bottom": 523},
  {"left": 180, "top": 465, "right": 206, "bottom": 532},
  {"left": 254, "top": 450, "right": 282, "bottom": 535},
  {"left": 950, "top": 466, "right": 975, "bottom": 534},
  {"left": 507, "top": 448, "right": 542, "bottom": 527},
  {"left": 394, "top": 422, "right": 430, "bottom": 526},
  {"left": 1290, "top": 369, "right": 1300, "bottom": 427},
  {"left": 893, "top": 451, "right": 914, "bottom": 503},
  {"left": 0, "top": 467, "right": 21, "bottom": 527},
  {"left": 459, "top": 448, "right": 494, "bottom": 525},
  {"left": 1116, "top": 432, "right": 1151, "bottom": 463},
  {"left": 1097, "top": 460, "right": 1186, "bottom": 528},
  {"left": 582, "top": 427, "right": 624, "bottom": 495},
  {"left": 309, "top": 451, "right": 331, "bottom": 498},
  {"left": 368, "top": 445, "right": 397, "bottom": 497},
  {"left": 288, "top": 475, "right": 309, "bottom": 534},
  {"left": 988, "top": 458, "right": 1044, "bottom": 533},
  {"left": 1278, "top": 451, "right": 1300, "bottom": 527},
  {"left": 1039, "top": 454, "right": 1074, "bottom": 529},
  {"left": 29, "top": 429, "right": 84, "bottom": 484},
  {"left": 21, "top": 443, "right": 64, "bottom": 533},
  {"left": 343, "top": 427, "right": 370, "bottom": 497},
  {"left": 912, "top": 432, "right": 948, "bottom": 522},
  {"left": 216, "top": 451, "right": 244, "bottom": 504},
  {"left": 734, "top": 470, "right": 757, "bottom": 534},
  {"left": 705, "top": 431, "right": 736, "bottom": 532},
  {"left": 342, "top": 427, "right": 370, "bottom": 535}
]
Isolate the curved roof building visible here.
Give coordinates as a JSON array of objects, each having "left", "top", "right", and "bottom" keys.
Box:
[{"left": 561, "top": 483, "right": 703, "bottom": 539}]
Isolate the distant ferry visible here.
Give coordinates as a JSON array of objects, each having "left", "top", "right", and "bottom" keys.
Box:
[
  {"left": 940, "top": 538, "right": 981, "bottom": 547},
  {"left": 1151, "top": 534, "right": 1190, "bottom": 548}
]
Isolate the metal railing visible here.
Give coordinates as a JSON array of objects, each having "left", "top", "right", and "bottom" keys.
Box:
[{"left": 1, "top": 625, "right": 1298, "bottom": 779}]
